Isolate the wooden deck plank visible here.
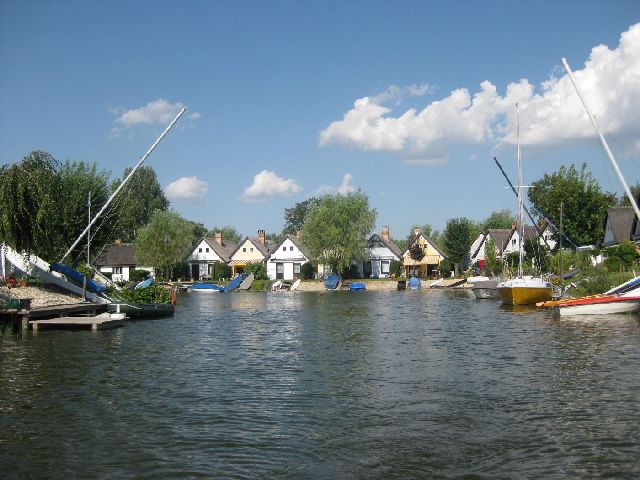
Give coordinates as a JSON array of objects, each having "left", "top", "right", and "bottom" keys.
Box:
[{"left": 30, "top": 313, "right": 123, "bottom": 332}]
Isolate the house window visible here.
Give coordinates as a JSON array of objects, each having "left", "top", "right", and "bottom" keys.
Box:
[
  {"left": 512, "top": 239, "right": 516, "bottom": 246},
  {"left": 283, "top": 246, "right": 286, "bottom": 251},
  {"left": 250, "top": 247, "right": 254, "bottom": 252},
  {"left": 114, "top": 267, "right": 123, "bottom": 274},
  {"left": 290, "top": 246, "right": 294, "bottom": 251},
  {"left": 206, "top": 248, "right": 209, "bottom": 253},
  {"left": 198, "top": 248, "right": 202, "bottom": 253},
  {"left": 276, "top": 262, "right": 284, "bottom": 279},
  {"left": 243, "top": 248, "right": 246, "bottom": 252},
  {"left": 293, "top": 263, "right": 301, "bottom": 278},
  {"left": 381, "top": 260, "right": 390, "bottom": 274}
]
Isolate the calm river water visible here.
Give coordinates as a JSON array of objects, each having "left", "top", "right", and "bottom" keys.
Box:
[{"left": 1, "top": 290, "right": 640, "bottom": 478}]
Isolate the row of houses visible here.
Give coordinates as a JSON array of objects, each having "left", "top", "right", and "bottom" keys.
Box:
[
  {"left": 96, "top": 207, "right": 639, "bottom": 282},
  {"left": 96, "top": 226, "right": 448, "bottom": 282}
]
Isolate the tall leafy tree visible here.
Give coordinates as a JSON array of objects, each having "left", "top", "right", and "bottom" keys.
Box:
[
  {"left": 134, "top": 210, "right": 196, "bottom": 280},
  {"left": 300, "top": 192, "right": 376, "bottom": 273},
  {"left": 209, "top": 225, "right": 242, "bottom": 244},
  {"left": 442, "top": 217, "right": 473, "bottom": 273},
  {"left": 483, "top": 209, "right": 516, "bottom": 230},
  {"left": 0, "top": 151, "right": 62, "bottom": 261},
  {"left": 528, "top": 163, "right": 614, "bottom": 246},
  {"left": 110, "top": 166, "right": 169, "bottom": 242},
  {"left": 618, "top": 181, "right": 640, "bottom": 207},
  {"left": 283, "top": 197, "right": 320, "bottom": 234},
  {"left": 57, "top": 160, "right": 111, "bottom": 264}
]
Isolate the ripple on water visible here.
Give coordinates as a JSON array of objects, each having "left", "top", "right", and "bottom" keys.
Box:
[{"left": 1, "top": 290, "right": 640, "bottom": 478}]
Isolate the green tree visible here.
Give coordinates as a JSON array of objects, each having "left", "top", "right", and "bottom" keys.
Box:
[
  {"left": 283, "top": 197, "right": 320, "bottom": 234},
  {"left": 483, "top": 236, "right": 502, "bottom": 275},
  {"left": 528, "top": 163, "right": 614, "bottom": 246},
  {"left": 0, "top": 151, "right": 62, "bottom": 261},
  {"left": 483, "top": 209, "right": 516, "bottom": 230},
  {"left": 209, "top": 225, "right": 242, "bottom": 244},
  {"left": 389, "top": 259, "right": 402, "bottom": 278},
  {"left": 618, "top": 182, "right": 640, "bottom": 206},
  {"left": 110, "top": 166, "right": 169, "bottom": 242},
  {"left": 58, "top": 160, "right": 112, "bottom": 264},
  {"left": 300, "top": 192, "right": 376, "bottom": 273},
  {"left": 244, "top": 262, "right": 268, "bottom": 280},
  {"left": 442, "top": 217, "right": 473, "bottom": 273},
  {"left": 300, "top": 262, "right": 315, "bottom": 280},
  {"left": 605, "top": 240, "right": 638, "bottom": 269},
  {"left": 134, "top": 210, "right": 196, "bottom": 280}
]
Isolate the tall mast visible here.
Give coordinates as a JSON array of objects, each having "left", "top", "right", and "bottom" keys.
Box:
[
  {"left": 516, "top": 104, "right": 524, "bottom": 278},
  {"left": 87, "top": 191, "right": 91, "bottom": 265},
  {"left": 561, "top": 58, "right": 640, "bottom": 221},
  {"left": 59, "top": 107, "right": 187, "bottom": 264}
]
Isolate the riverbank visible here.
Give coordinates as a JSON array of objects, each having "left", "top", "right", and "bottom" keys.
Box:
[{"left": 0, "top": 285, "right": 84, "bottom": 308}]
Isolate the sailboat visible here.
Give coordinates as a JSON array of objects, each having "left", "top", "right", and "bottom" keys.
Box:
[{"left": 497, "top": 104, "right": 553, "bottom": 305}]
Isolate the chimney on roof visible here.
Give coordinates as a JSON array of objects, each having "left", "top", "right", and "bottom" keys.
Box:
[
  {"left": 414, "top": 227, "right": 422, "bottom": 236},
  {"left": 215, "top": 231, "right": 222, "bottom": 245},
  {"left": 512, "top": 222, "right": 518, "bottom": 230},
  {"left": 258, "top": 229, "right": 265, "bottom": 244},
  {"left": 381, "top": 226, "right": 390, "bottom": 242},
  {"left": 296, "top": 230, "right": 301, "bottom": 238}
]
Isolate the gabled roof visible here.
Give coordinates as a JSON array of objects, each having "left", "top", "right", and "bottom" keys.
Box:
[
  {"left": 200, "top": 237, "right": 238, "bottom": 263},
  {"left": 486, "top": 229, "right": 513, "bottom": 253},
  {"left": 603, "top": 207, "right": 637, "bottom": 246},
  {"left": 272, "top": 234, "right": 312, "bottom": 260},
  {"left": 403, "top": 233, "right": 448, "bottom": 259},
  {"left": 230, "top": 236, "right": 277, "bottom": 259},
  {"left": 94, "top": 243, "right": 135, "bottom": 266},
  {"left": 367, "top": 233, "right": 403, "bottom": 259}
]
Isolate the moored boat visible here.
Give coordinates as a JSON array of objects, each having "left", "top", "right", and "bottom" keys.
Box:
[
  {"left": 498, "top": 277, "right": 552, "bottom": 305},
  {"left": 471, "top": 280, "right": 500, "bottom": 299},
  {"left": 408, "top": 276, "right": 421, "bottom": 290},
  {"left": 325, "top": 274, "right": 340, "bottom": 290},
  {"left": 190, "top": 282, "right": 224, "bottom": 292},
  {"left": 555, "top": 295, "right": 640, "bottom": 316},
  {"left": 349, "top": 282, "right": 366, "bottom": 291}
]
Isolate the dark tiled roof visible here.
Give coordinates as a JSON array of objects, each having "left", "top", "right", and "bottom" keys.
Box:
[
  {"left": 201, "top": 237, "right": 238, "bottom": 263},
  {"left": 94, "top": 243, "right": 135, "bottom": 266},
  {"left": 486, "top": 229, "right": 513, "bottom": 253},
  {"left": 230, "top": 237, "right": 277, "bottom": 259},
  {"left": 603, "top": 207, "right": 637, "bottom": 246},
  {"left": 367, "top": 234, "right": 403, "bottom": 259}
]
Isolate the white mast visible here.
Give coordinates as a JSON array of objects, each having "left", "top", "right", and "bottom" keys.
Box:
[
  {"left": 516, "top": 103, "right": 524, "bottom": 278},
  {"left": 59, "top": 107, "right": 187, "bottom": 264},
  {"left": 561, "top": 58, "right": 640, "bottom": 221}
]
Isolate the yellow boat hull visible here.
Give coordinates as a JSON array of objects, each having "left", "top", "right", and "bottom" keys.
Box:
[{"left": 499, "top": 286, "right": 553, "bottom": 306}]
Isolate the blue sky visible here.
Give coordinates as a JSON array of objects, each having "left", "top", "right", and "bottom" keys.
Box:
[{"left": 1, "top": 1, "right": 639, "bottom": 241}]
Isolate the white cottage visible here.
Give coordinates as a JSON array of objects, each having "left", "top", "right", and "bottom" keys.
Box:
[
  {"left": 95, "top": 242, "right": 153, "bottom": 282},
  {"left": 357, "top": 226, "right": 402, "bottom": 278},
  {"left": 267, "top": 235, "right": 311, "bottom": 280},
  {"left": 188, "top": 232, "right": 237, "bottom": 280},
  {"left": 228, "top": 230, "right": 277, "bottom": 276}
]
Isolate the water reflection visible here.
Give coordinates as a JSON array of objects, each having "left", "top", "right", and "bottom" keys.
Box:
[{"left": 1, "top": 290, "right": 639, "bottom": 478}]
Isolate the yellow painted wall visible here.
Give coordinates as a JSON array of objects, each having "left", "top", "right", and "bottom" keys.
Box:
[{"left": 231, "top": 239, "right": 265, "bottom": 262}]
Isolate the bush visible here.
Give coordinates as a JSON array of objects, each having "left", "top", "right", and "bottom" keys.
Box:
[
  {"left": 244, "top": 263, "right": 268, "bottom": 280},
  {"left": 341, "top": 264, "right": 360, "bottom": 279},
  {"left": 575, "top": 268, "right": 634, "bottom": 296},
  {"left": 211, "top": 262, "right": 230, "bottom": 281},
  {"left": 111, "top": 284, "right": 170, "bottom": 304},
  {"left": 603, "top": 256, "right": 623, "bottom": 272},
  {"left": 604, "top": 241, "right": 638, "bottom": 269},
  {"left": 439, "top": 259, "right": 452, "bottom": 275},
  {"left": 300, "top": 262, "right": 315, "bottom": 280},
  {"left": 389, "top": 259, "right": 402, "bottom": 278},
  {"left": 129, "top": 269, "right": 149, "bottom": 282}
]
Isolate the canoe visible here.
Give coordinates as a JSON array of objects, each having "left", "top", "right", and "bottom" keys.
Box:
[
  {"left": 408, "top": 276, "right": 421, "bottom": 290},
  {"left": 221, "top": 274, "right": 244, "bottom": 292},
  {"left": 555, "top": 295, "right": 640, "bottom": 316},
  {"left": 349, "top": 282, "right": 366, "bottom": 291},
  {"left": 290, "top": 279, "right": 301, "bottom": 291},
  {"left": 107, "top": 301, "right": 175, "bottom": 319},
  {"left": 50, "top": 263, "right": 107, "bottom": 294},
  {"left": 324, "top": 274, "right": 340, "bottom": 290}
]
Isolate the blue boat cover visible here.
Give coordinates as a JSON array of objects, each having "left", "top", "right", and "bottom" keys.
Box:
[
  {"left": 191, "top": 282, "right": 224, "bottom": 291},
  {"left": 135, "top": 277, "right": 154, "bottom": 289},
  {"left": 50, "top": 263, "right": 108, "bottom": 294},
  {"left": 221, "top": 274, "right": 244, "bottom": 292},
  {"left": 325, "top": 274, "right": 340, "bottom": 289},
  {"left": 408, "top": 276, "right": 421, "bottom": 289},
  {"left": 350, "top": 282, "right": 366, "bottom": 291}
]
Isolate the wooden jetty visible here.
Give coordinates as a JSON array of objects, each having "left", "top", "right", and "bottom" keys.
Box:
[
  {"left": 30, "top": 312, "right": 123, "bottom": 332},
  {"left": 1, "top": 302, "right": 110, "bottom": 332}
]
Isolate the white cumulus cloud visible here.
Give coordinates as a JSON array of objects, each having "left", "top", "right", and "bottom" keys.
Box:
[
  {"left": 320, "top": 22, "right": 640, "bottom": 157},
  {"left": 110, "top": 99, "right": 200, "bottom": 137},
  {"left": 314, "top": 173, "right": 357, "bottom": 196},
  {"left": 165, "top": 176, "right": 208, "bottom": 201},
  {"left": 242, "top": 170, "right": 302, "bottom": 203}
]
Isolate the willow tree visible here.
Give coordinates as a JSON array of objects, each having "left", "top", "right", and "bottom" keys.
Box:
[
  {"left": 0, "top": 151, "right": 62, "bottom": 260},
  {"left": 300, "top": 192, "right": 376, "bottom": 273},
  {"left": 134, "top": 210, "right": 196, "bottom": 280}
]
